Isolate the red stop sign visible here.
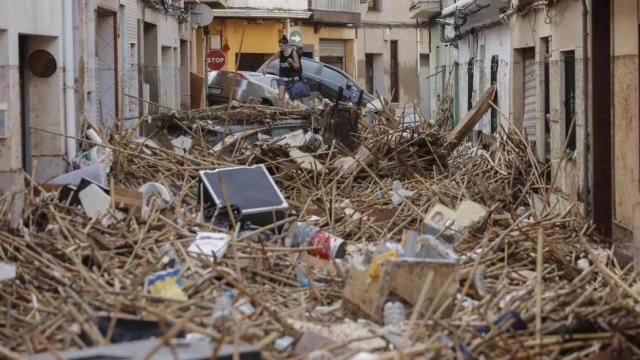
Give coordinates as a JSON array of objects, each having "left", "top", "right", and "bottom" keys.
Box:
[{"left": 207, "top": 50, "right": 226, "bottom": 71}]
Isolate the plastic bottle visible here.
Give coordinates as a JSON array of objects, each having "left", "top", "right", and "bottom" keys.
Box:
[
  {"left": 286, "top": 222, "right": 347, "bottom": 260},
  {"left": 211, "top": 290, "right": 233, "bottom": 326},
  {"left": 383, "top": 301, "right": 406, "bottom": 326}
]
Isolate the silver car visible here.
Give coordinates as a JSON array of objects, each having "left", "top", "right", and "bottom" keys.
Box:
[{"left": 207, "top": 70, "right": 283, "bottom": 106}]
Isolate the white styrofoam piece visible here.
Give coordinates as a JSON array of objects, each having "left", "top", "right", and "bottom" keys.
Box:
[{"left": 79, "top": 184, "right": 111, "bottom": 218}]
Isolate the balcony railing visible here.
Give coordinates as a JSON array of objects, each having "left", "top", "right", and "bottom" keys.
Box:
[{"left": 309, "top": 0, "right": 360, "bottom": 13}]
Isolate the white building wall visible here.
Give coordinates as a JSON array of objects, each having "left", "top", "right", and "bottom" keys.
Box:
[
  {"left": 122, "top": 0, "right": 141, "bottom": 126},
  {"left": 0, "top": 0, "right": 67, "bottom": 222},
  {"left": 144, "top": 7, "right": 182, "bottom": 111},
  {"left": 456, "top": 11, "right": 510, "bottom": 135}
]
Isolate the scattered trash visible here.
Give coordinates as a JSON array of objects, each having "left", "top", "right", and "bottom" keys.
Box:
[
  {"left": 171, "top": 135, "right": 193, "bottom": 155},
  {"left": 139, "top": 182, "right": 173, "bottom": 219},
  {"left": 577, "top": 257, "right": 590, "bottom": 270},
  {"left": 78, "top": 183, "right": 111, "bottom": 218},
  {"left": 211, "top": 290, "right": 234, "bottom": 326},
  {"left": 286, "top": 222, "right": 347, "bottom": 260},
  {"left": 199, "top": 165, "right": 289, "bottom": 226},
  {"left": 49, "top": 163, "right": 108, "bottom": 187},
  {"left": 0, "top": 262, "right": 16, "bottom": 282},
  {"left": 344, "top": 236, "right": 458, "bottom": 323},
  {"left": 289, "top": 148, "right": 325, "bottom": 171},
  {"left": 350, "top": 352, "right": 379, "bottom": 360},
  {"left": 87, "top": 315, "right": 185, "bottom": 343},
  {"left": 27, "top": 338, "right": 261, "bottom": 360},
  {"left": 145, "top": 268, "right": 187, "bottom": 301},
  {"left": 307, "top": 350, "right": 335, "bottom": 360},
  {"left": 423, "top": 200, "right": 489, "bottom": 243},
  {"left": 188, "top": 232, "right": 231, "bottom": 261},
  {"left": 333, "top": 146, "right": 374, "bottom": 178},
  {"left": 382, "top": 301, "right": 405, "bottom": 326},
  {"left": 274, "top": 335, "right": 296, "bottom": 351},
  {"left": 473, "top": 309, "right": 527, "bottom": 334},
  {"left": 381, "top": 326, "right": 411, "bottom": 349},
  {"left": 390, "top": 180, "right": 414, "bottom": 205}
]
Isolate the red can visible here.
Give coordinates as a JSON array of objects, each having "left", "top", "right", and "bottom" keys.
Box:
[{"left": 287, "top": 222, "right": 347, "bottom": 260}]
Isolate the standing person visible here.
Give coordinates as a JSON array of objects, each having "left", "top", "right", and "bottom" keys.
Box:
[{"left": 259, "top": 35, "right": 300, "bottom": 107}]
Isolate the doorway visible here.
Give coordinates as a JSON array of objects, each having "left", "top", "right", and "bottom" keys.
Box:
[
  {"left": 143, "top": 22, "right": 159, "bottom": 114},
  {"left": 420, "top": 54, "right": 431, "bottom": 118},
  {"left": 96, "top": 8, "right": 118, "bottom": 128},
  {"left": 19, "top": 36, "right": 30, "bottom": 174},
  {"left": 390, "top": 40, "right": 399, "bottom": 102}
]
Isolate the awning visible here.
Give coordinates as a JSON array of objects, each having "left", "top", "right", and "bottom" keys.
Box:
[{"left": 212, "top": 9, "right": 311, "bottom": 19}]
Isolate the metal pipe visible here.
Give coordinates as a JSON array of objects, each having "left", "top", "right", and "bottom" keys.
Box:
[
  {"left": 416, "top": 19, "right": 422, "bottom": 112},
  {"left": 63, "top": 0, "right": 77, "bottom": 161},
  {"left": 581, "top": 0, "right": 590, "bottom": 218}
]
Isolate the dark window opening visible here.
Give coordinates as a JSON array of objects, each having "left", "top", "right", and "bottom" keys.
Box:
[
  {"left": 368, "top": 0, "right": 380, "bottom": 11},
  {"left": 467, "top": 57, "right": 475, "bottom": 111},
  {"left": 235, "top": 53, "right": 271, "bottom": 72},
  {"left": 490, "top": 55, "right": 499, "bottom": 133},
  {"left": 564, "top": 51, "right": 576, "bottom": 151},
  {"left": 365, "top": 53, "right": 374, "bottom": 94},
  {"left": 543, "top": 38, "right": 551, "bottom": 160},
  {"left": 390, "top": 40, "right": 399, "bottom": 102}
]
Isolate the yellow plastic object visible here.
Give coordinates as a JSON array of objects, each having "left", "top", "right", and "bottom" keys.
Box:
[
  {"left": 368, "top": 250, "right": 398, "bottom": 279},
  {"left": 148, "top": 277, "right": 188, "bottom": 301}
]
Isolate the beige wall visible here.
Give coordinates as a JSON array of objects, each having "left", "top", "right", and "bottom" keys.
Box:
[
  {"left": 509, "top": 1, "right": 586, "bottom": 214},
  {"left": 356, "top": 0, "right": 429, "bottom": 105},
  {"left": 612, "top": 0, "right": 640, "bottom": 228}
]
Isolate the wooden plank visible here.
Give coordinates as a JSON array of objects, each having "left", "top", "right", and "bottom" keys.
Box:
[
  {"left": 446, "top": 85, "right": 496, "bottom": 151},
  {"left": 190, "top": 72, "right": 204, "bottom": 109}
]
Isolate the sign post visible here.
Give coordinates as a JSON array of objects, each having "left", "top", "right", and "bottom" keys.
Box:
[{"left": 207, "top": 50, "right": 226, "bottom": 71}]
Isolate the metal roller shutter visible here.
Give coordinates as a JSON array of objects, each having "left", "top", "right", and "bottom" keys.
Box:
[
  {"left": 319, "top": 39, "right": 346, "bottom": 58},
  {"left": 523, "top": 54, "right": 536, "bottom": 141}
]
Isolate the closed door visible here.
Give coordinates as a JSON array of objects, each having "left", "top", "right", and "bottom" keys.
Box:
[{"left": 523, "top": 48, "right": 536, "bottom": 141}]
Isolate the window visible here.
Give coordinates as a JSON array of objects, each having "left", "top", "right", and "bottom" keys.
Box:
[
  {"left": 366, "top": 54, "right": 374, "bottom": 94},
  {"left": 368, "top": 0, "right": 380, "bottom": 11},
  {"left": 390, "top": 40, "right": 399, "bottom": 102},
  {"left": 467, "top": 57, "right": 475, "bottom": 111},
  {"left": 322, "top": 66, "right": 349, "bottom": 88},
  {"left": 563, "top": 51, "right": 576, "bottom": 151},
  {"left": 302, "top": 58, "right": 323, "bottom": 75}
]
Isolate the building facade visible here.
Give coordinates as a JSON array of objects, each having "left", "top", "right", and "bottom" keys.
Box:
[
  {"left": 0, "top": 0, "right": 69, "bottom": 224},
  {"left": 0, "top": 0, "right": 197, "bottom": 225},
  {"left": 207, "top": 0, "right": 429, "bottom": 111},
  {"left": 358, "top": 0, "right": 430, "bottom": 109}
]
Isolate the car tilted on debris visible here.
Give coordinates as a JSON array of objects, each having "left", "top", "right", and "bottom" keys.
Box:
[
  {"left": 207, "top": 70, "right": 284, "bottom": 106},
  {"left": 265, "top": 56, "right": 375, "bottom": 106}
]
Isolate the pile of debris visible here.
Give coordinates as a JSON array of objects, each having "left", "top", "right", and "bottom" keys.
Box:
[{"left": 0, "top": 94, "right": 639, "bottom": 359}]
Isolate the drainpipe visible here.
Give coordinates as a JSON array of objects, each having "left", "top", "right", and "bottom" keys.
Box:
[
  {"left": 285, "top": 18, "right": 291, "bottom": 38},
  {"left": 581, "top": 0, "right": 589, "bottom": 218},
  {"left": 63, "top": 0, "right": 77, "bottom": 162},
  {"left": 416, "top": 19, "right": 421, "bottom": 112}
]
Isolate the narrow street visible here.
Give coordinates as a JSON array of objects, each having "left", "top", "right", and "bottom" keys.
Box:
[{"left": 0, "top": 0, "right": 639, "bottom": 359}]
